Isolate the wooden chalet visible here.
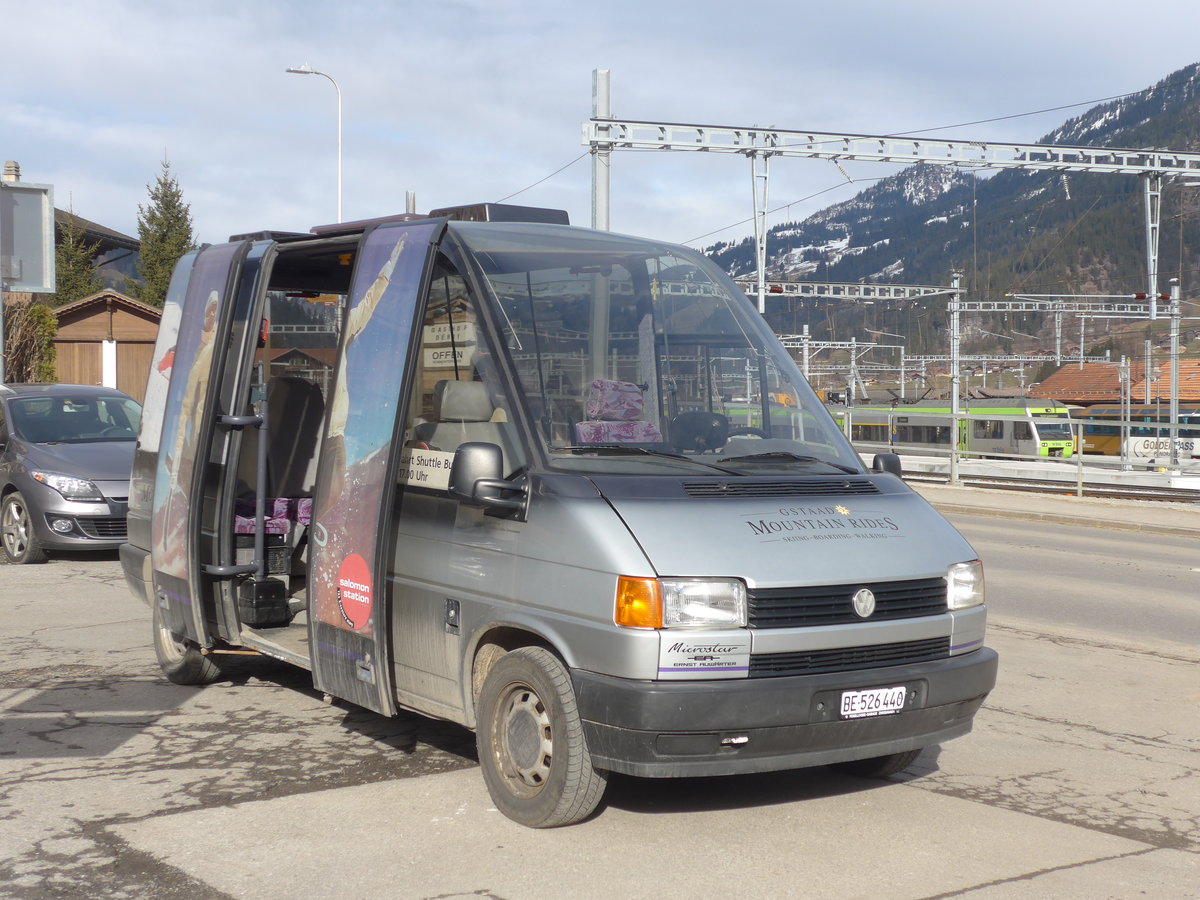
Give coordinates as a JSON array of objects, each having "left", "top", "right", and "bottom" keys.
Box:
[{"left": 52, "top": 291, "right": 161, "bottom": 403}]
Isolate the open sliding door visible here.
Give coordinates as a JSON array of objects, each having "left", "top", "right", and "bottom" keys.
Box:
[
  {"left": 150, "top": 242, "right": 251, "bottom": 646},
  {"left": 308, "top": 221, "right": 442, "bottom": 715}
]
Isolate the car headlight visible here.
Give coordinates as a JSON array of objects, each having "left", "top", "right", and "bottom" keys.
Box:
[
  {"left": 32, "top": 471, "right": 104, "bottom": 502},
  {"left": 615, "top": 576, "right": 748, "bottom": 629},
  {"left": 947, "top": 560, "right": 985, "bottom": 610}
]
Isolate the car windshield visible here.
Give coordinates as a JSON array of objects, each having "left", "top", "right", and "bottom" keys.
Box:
[
  {"left": 450, "top": 223, "right": 862, "bottom": 476},
  {"left": 9, "top": 395, "right": 143, "bottom": 444}
]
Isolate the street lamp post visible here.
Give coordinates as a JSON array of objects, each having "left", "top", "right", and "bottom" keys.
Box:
[{"left": 286, "top": 64, "right": 342, "bottom": 222}]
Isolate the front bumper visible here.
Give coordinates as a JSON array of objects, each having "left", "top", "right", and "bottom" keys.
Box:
[
  {"left": 23, "top": 481, "right": 128, "bottom": 551},
  {"left": 572, "top": 646, "right": 998, "bottom": 777}
]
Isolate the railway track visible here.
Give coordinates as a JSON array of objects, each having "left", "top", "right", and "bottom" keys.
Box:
[{"left": 902, "top": 470, "right": 1200, "bottom": 503}]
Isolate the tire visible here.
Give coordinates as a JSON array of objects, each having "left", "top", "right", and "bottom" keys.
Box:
[
  {"left": 152, "top": 602, "right": 222, "bottom": 685},
  {"left": 829, "top": 748, "right": 922, "bottom": 778},
  {"left": 1, "top": 491, "right": 48, "bottom": 564},
  {"left": 475, "top": 646, "right": 607, "bottom": 828}
]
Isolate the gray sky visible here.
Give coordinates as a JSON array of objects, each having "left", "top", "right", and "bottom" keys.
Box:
[{"left": 5, "top": 0, "right": 1200, "bottom": 250}]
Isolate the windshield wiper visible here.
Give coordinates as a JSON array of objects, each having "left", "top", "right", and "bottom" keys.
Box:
[
  {"left": 715, "top": 451, "right": 859, "bottom": 474},
  {"left": 554, "top": 445, "right": 743, "bottom": 474}
]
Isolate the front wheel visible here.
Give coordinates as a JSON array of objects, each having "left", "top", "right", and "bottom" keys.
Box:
[
  {"left": 829, "top": 748, "right": 922, "bottom": 778},
  {"left": 476, "top": 647, "right": 607, "bottom": 827},
  {"left": 152, "top": 602, "right": 222, "bottom": 685},
  {"left": 1, "top": 491, "right": 47, "bottom": 564}
]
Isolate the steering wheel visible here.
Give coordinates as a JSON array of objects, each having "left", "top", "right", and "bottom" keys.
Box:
[
  {"left": 726, "top": 427, "right": 769, "bottom": 439},
  {"left": 100, "top": 425, "right": 129, "bottom": 437}
]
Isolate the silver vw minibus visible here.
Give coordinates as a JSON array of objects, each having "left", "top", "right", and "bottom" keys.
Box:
[{"left": 121, "top": 204, "right": 997, "bottom": 827}]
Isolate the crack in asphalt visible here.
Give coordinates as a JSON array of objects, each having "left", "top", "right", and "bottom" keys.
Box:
[
  {"left": 914, "top": 846, "right": 1162, "bottom": 899},
  {"left": 900, "top": 705, "right": 1200, "bottom": 852},
  {"left": 0, "top": 658, "right": 478, "bottom": 899}
]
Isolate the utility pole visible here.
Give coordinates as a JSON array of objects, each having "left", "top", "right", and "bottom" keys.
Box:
[
  {"left": 949, "top": 272, "right": 962, "bottom": 486},
  {"left": 1169, "top": 279, "right": 1181, "bottom": 466},
  {"left": 591, "top": 69, "right": 611, "bottom": 232}
]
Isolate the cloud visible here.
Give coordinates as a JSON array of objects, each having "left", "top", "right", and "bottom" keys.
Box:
[{"left": 4, "top": 0, "right": 1200, "bottom": 247}]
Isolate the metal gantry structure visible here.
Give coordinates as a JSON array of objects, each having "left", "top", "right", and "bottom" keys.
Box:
[
  {"left": 583, "top": 70, "right": 1200, "bottom": 466},
  {"left": 584, "top": 68, "right": 1200, "bottom": 318},
  {"left": 731, "top": 279, "right": 948, "bottom": 302}
]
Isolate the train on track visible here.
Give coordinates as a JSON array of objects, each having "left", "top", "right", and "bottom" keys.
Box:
[
  {"left": 830, "top": 399, "right": 1075, "bottom": 459},
  {"left": 1069, "top": 404, "right": 1200, "bottom": 460}
]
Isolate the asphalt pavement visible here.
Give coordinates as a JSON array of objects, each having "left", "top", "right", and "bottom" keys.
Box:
[
  {"left": 911, "top": 481, "right": 1200, "bottom": 538},
  {"left": 2, "top": 479, "right": 1198, "bottom": 898}
]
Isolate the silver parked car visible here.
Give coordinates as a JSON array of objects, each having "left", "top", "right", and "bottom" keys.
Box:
[{"left": 0, "top": 384, "right": 141, "bottom": 563}]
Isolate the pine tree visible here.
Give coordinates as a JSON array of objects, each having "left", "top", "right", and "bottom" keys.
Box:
[
  {"left": 52, "top": 212, "right": 103, "bottom": 306},
  {"left": 126, "top": 159, "right": 196, "bottom": 307}
]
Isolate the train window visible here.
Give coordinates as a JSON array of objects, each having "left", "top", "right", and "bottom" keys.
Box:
[
  {"left": 1085, "top": 423, "right": 1120, "bottom": 436},
  {"left": 1013, "top": 422, "right": 1032, "bottom": 441},
  {"left": 850, "top": 423, "right": 889, "bottom": 441},
  {"left": 973, "top": 419, "right": 1003, "bottom": 439}
]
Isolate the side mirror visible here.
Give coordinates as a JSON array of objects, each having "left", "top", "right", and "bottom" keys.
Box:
[
  {"left": 448, "top": 442, "right": 527, "bottom": 513},
  {"left": 872, "top": 452, "right": 903, "bottom": 477}
]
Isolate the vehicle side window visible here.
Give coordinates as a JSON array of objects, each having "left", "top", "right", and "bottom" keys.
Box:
[
  {"left": 397, "top": 258, "right": 525, "bottom": 492},
  {"left": 1013, "top": 422, "right": 1032, "bottom": 441}
]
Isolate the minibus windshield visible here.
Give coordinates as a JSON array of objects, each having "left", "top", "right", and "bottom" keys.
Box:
[{"left": 450, "top": 223, "right": 862, "bottom": 475}]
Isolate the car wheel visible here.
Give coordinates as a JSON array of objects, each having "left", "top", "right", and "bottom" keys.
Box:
[
  {"left": 829, "top": 748, "right": 923, "bottom": 778},
  {"left": 476, "top": 646, "right": 607, "bottom": 827},
  {"left": 1, "top": 491, "right": 48, "bottom": 564},
  {"left": 152, "top": 601, "right": 222, "bottom": 685}
]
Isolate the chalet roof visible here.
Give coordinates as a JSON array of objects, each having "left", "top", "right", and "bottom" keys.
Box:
[
  {"left": 1027, "top": 362, "right": 1148, "bottom": 405},
  {"left": 1130, "top": 360, "right": 1200, "bottom": 402},
  {"left": 53, "top": 290, "right": 161, "bottom": 322},
  {"left": 55, "top": 209, "right": 139, "bottom": 254},
  {"left": 269, "top": 346, "right": 337, "bottom": 367},
  {"left": 974, "top": 387, "right": 1029, "bottom": 399}
]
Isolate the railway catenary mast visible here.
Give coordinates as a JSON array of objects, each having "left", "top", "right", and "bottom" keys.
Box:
[
  {"left": 584, "top": 70, "right": 1200, "bottom": 467},
  {"left": 584, "top": 76, "right": 1200, "bottom": 320}
]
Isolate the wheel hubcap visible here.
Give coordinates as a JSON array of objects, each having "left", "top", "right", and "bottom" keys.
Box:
[
  {"left": 2, "top": 498, "right": 31, "bottom": 557},
  {"left": 499, "top": 685, "right": 553, "bottom": 791},
  {"left": 156, "top": 619, "right": 188, "bottom": 663}
]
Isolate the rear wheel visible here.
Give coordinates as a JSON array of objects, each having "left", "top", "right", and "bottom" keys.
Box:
[
  {"left": 152, "top": 602, "right": 221, "bottom": 685},
  {"left": 829, "top": 748, "right": 922, "bottom": 778},
  {"left": 476, "top": 646, "right": 607, "bottom": 827},
  {"left": 1, "top": 491, "right": 47, "bottom": 564}
]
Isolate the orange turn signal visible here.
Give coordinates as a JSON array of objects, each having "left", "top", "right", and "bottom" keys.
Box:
[{"left": 614, "top": 576, "right": 662, "bottom": 629}]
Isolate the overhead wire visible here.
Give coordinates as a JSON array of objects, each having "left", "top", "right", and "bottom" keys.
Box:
[
  {"left": 683, "top": 89, "right": 1146, "bottom": 246},
  {"left": 493, "top": 152, "right": 589, "bottom": 204},
  {"left": 486, "top": 88, "right": 1150, "bottom": 258}
]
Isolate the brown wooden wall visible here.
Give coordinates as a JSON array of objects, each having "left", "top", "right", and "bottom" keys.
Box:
[
  {"left": 54, "top": 342, "right": 103, "bottom": 388},
  {"left": 51, "top": 295, "right": 161, "bottom": 404},
  {"left": 117, "top": 342, "right": 155, "bottom": 402}
]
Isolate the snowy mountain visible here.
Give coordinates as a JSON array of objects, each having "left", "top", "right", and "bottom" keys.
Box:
[{"left": 705, "top": 62, "right": 1200, "bottom": 354}]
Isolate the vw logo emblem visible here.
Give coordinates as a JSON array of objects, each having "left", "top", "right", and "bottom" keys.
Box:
[{"left": 851, "top": 588, "right": 876, "bottom": 618}]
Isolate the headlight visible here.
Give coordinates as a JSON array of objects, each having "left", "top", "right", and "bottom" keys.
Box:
[
  {"left": 947, "top": 560, "right": 985, "bottom": 610},
  {"left": 662, "top": 578, "right": 748, "bottom": 628},
  {"left": 614, "top": 576, "right": 748, "bottom": 629},
  {"left": 32, "top": 471, "right": 104, "bottom": 502}
]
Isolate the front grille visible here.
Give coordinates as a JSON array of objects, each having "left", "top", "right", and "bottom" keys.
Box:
[
  {"left": 75, "top": 516, "right": 128, "bottom": 539},
  {"left": 749, "top": 577, "right": 947, "bottom": 628},
  {"left": 749, "top": 636, "right": 950, "bottom": 678},
  {"left": 683, "top": 478, "right": 881, "bottom": 498}
]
